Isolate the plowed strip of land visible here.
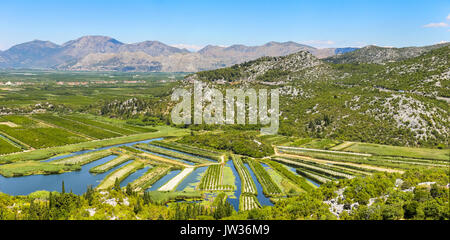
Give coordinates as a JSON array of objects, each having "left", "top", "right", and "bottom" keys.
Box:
[
  {"left": 158, "top": 167, "right": 194, "bottom": 191},
  {"left": 89, "top": 154, "right": 133, "bottom": 173}
]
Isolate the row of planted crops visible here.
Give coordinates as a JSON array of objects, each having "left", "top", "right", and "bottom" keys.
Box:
[
  {"left": 276, "top": 146, "right": 448, "bottom": 170},
  {"left": 198, "top": 164, "right": 234, "bottom": 191},
  {"left": 231, "top": 155, "right": 260, "bottom": 211},
  {"left": 247, "top": 158, "right": 283, "bottom": 196},
  {"left": 149, "top": 141, "right": 223, "bottom": 162},
  {"left": 273, "top": 146, "right": 383, "bottom": 184},
  {"left": 0, "top": 114, "right": 156, "bottom": 152}
]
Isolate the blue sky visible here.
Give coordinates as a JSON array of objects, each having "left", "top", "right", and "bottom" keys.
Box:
[{"left": 0, "top": 0, "right": 449, "bottom": 51}]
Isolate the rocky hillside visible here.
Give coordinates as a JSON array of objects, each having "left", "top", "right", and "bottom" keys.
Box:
[
  {"left": 181, "top": 45, "right": 449, "bottom": 148},
  {"left": 325, "top": 43, "right": 450, "bottom": 64}
]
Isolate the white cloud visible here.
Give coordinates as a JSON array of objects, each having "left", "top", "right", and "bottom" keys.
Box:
[
  {"left": 447, "top": 14, "right": 450, "bottom": 21},
  {"left": 170, "top": 44, "right": 204, "bottom": 52},
  {"left": 423, "top": 22, "right": 449, "bottom": 28}
]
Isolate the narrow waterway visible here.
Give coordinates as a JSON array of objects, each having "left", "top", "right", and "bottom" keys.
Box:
[
  {"left": 42, "top": 138, "right": 164, "bottom": 162},
  {"left": 120, "top": 166, "right": 152, "bottom": 188},
  {"left": 146, "top": 169, "right": 181, "bottom": 191},
  {"left": 226, "top": 159, "right": 241, "bottom": 211},
  {"left": 0, "top": 155, "right": 133, "bottom": 195},
  {"left": 243, "top": 163, "right": 273, "bottom": 206},
  {"left": 132, "top": 145, "right": 196, "bottom": 166},
  {"left": 175, "top": 166, "right": 208, "bottom": 191},
  {"left": 0, "top": 137, "right": 165, "bottom": 195}
]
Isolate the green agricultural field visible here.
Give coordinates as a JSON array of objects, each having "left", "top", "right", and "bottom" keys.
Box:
[
  {"left": 89, "top": 154, "right": 133, "bottom": 173},
  {"left": 53, "top": 149, "right": 113, "bottom": 165},
  {"left": 232, "top": 155, "right": 257, "bottom": 195},
  {"left": 136, "top": 143, "right": 212, "bottom": 164},
  {"left": 262, "top": 159, "right": 314, "bottom": 192},
  {"left": 239, "top": 194, "right": 260, "bottom": 211},
  {"left": 288, "top": 138, "right": 342, "bottom": 150},
  {"left": 342, "top": 142, "right": 450, "bottom": 161},
  {"left": 130, "top": 165, "right": 171, "bottom": 191},
  {"left": 0, "top": 161, "right": 81, "bottom": 177},
  {"left": 96, "top": 161, "right": 145, "bottom": 190},
  {"left": 0, "top": 115, "right": 88, "bottom": 149},
  {"left": 0, "top": 137, "right": 21, "bottom": 154},
  {"left": 0, "top": 125, "right": 188, "bottom": 164},
  {"left": 199, "top": 164, "right": 233, "bottom": 191},
  {"left": 33, "top": 114, "right": 121, "bottom": 139},
  {"left": 247, "top": 159, "right": 283, "bottom": 196},
  {"left": 151, "top": 141, "right": 223, "bottom": 161},
  {"left": 64, "top": 114, "right": 138, "bottom": 135}
]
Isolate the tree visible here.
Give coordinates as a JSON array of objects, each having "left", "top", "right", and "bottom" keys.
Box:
[
  {"left": 61, "top": 181, "right": 65, "bottom": 194},
  {"left": 84, "top": 185, "right": 95, "bottom": 206},
  {"left": 114, "top": 178, "right": 121, "bottom": 192},
  {"left": 133, "top": 198, "right": 142, "bottom": 215},
  {"left": 126, "top": 183, "right": 134, "bottom": 196}
]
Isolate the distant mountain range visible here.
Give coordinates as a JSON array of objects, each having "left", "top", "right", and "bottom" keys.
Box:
[
  {"left": 0, "top": 35, "right": 446, "bottom": 72},
  {"left": 0, "top": 36, "right": 359, "bottom": 72}
]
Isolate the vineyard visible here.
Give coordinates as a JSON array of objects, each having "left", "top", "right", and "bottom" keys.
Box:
[
  {"left": 272, "top": 142, "right": 450, "bottom": 186},
  {"left": 150, "top": 141, "right": 222, "bottom": 161},
  {"left": 261, "top": 159, "right": 314, "bottom": 192},
  {"left": 134, "top": 143, "right": 211, "bottom": 164},
  {"left": 198, "top": 164, "right": 234, "bottom": 191},
  {"left": 53, "top": 149, "right": 113, "bottom": 165},
  {"left": 276, "top": 146, "right": 449, "bottom": 170},
  {"left": 63, "top": 115, "right": 139, "bottom": 135},
  {"left": 96, "top": 161, "right": 145, "bottom": 190},
  {"left": 130, "top": 165, "right": 171, "bottom": 191},
  {"left": 273, "top": 157, "right": 354, "bottom": 179},
  {"left": 0, "top": 160, "right": 81, "bottom": 177},
  {"left": 239, "top": 194, "right": 260, "bottom": 211},
  {"left": 232, "top": 155, "right": 257, "bottom": 195},
  {"left": 0, "top": 115, "right": 87, "bottom": 149},
  {"left": 33, "top": 114, "right": 121, "bottom": 139},
  {"left": 0, "top": 137, "right": 21, "bottom": 154},
  {"left": 89, "top": 154, "right": 133, "bottom": 173},
  {"left": 246, "top": 158, "right": 283, "bottom": 196}
]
